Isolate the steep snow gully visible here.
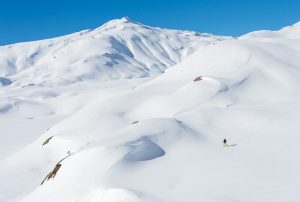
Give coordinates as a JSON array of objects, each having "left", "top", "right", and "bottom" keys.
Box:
[{"left": 1, "top": 18, "right": 300, "bottom": 202}]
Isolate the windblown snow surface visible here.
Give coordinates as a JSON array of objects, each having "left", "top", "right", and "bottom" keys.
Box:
[{"left": 1, "top": 18, "right": 300, "bottom": 202}]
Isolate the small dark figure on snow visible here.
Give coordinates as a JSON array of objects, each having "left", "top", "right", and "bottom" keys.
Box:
[{"left": 223, "top": 139, "right": 229, "bottom": 147}]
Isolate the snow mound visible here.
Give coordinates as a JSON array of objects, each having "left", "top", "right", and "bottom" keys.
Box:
[{"left": 124, "top": 137, "right": 165, "bottom": 161}]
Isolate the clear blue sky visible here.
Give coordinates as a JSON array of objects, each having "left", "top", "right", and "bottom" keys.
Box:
[{"left": 1, "top": 0, "right": 300, "bottom": 45}]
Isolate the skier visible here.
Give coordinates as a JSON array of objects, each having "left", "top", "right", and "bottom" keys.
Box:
[{"left": 223, "top": 139, "right": 229, "bottom": 147}]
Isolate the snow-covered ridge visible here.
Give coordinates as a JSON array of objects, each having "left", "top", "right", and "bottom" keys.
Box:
[
  {"left": 240, "top": 20, "right": 300, "bottom": 40},
  {"left": 0, "top": 17, "right": 226, "bottom": 87}
]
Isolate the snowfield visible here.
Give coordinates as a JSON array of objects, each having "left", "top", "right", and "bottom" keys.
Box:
[{"left": 0, "top": 18, "right": 300, "bottom": 202}]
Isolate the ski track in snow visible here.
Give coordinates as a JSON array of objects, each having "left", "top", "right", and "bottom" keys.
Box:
[{"left": 1, "top": 18, "right": 300, "bottom": 202}]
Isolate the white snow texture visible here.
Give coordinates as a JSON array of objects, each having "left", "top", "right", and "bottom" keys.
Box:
[{"left": 1, "top": 17, "right": 300, "bottom": 202}]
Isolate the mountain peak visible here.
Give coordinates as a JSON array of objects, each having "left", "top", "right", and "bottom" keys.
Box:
[
  {"left": 99, "top": 16, "right": 138, "bottom": 29},
  {"left": 120, "top": 16, "right": 132, "bottom": 22}
]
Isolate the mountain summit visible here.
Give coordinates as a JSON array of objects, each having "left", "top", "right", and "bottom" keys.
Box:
[{"left": 0, "top": 18, "right": 225, "bottom": 87}]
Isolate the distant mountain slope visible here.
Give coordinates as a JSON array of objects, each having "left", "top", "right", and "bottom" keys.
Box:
[
  {"left": 240, "top": 21, "right": 300, "bottom": 40},
  {"left": 0, "top": 17, "right": 227, "bottom": 87}
]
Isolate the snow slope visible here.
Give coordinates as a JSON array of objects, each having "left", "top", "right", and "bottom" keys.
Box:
[
  {"left": 1, "top": 19, "right": 300, "bottom": 202},
  {"left": 0, "top": 17, "right": 225, "bottom": 87}
]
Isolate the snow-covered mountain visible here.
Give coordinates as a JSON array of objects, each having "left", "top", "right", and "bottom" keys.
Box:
[
  {"left": 0, "top": 17, "right": 226, "bottom": 87},
  {"left": 1, "top": 18, "right": 300, "bottom": 202}
]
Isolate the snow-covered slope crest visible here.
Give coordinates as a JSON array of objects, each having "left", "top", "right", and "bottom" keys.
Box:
[
  {"left": 240, "top": 20, "right": 300, "bottom": 40},
  {"left": 0, "top": 17, "right": 226, "bottom": 87}
]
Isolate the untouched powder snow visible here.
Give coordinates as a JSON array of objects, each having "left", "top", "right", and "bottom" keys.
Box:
[{"left": 1, "top": 18, "right": 300, "bottom": 202}]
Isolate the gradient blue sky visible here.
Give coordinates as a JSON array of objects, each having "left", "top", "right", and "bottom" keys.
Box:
[{"left": 1, "top": 0, "right": 300, "bottom": 45}]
